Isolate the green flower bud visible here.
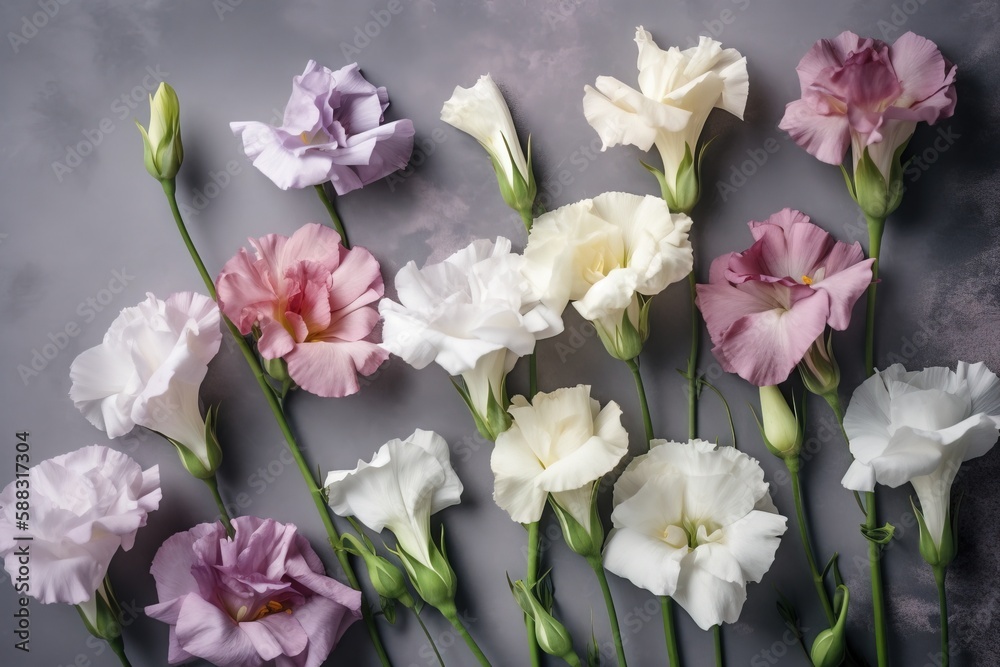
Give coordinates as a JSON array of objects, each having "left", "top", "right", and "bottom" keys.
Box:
[
  {"left": 810, "top": 585, "right": 850, "bottom": 667},
  {"left": 508, "top": 578, "right": 577, "bottom": 663},
  {"left": 755, "top": 386, "right": 802, "bottom": 460},
  {"left": 262, "top": 355, "right": 291, "bottom": 385},
  {"left": 136, "top": 82, "right": 183, "bottom": 182},
  {"left": 341, "top": 533, "right": 414, "bottom": 607},
  {"left": 798, "top": 333, "right": 841, "bottom": 400}
]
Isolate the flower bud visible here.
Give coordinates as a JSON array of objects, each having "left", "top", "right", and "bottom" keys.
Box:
[
  {"left": 341, "top": 533, "right": 414, "bottom": 607},
  {"left": 136, "top": 82, "right": 184, "bottom": 182},
  {"left": 798, "top": 334, "right": 841, "bottom": 400},
  {"left": 262, "top": 355, "right": 291, "bottom": 385},
  {"left": 756, "top": 386, "right": 802, "bottom": 460},
  {"left": 508, "top": 578, "right": 576, "bottom": 662},
  {"left": 810, "top": 585, "right": 849, "bottom": 667}
]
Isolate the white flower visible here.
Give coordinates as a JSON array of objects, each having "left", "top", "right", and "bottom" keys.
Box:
[
  {"left": 0, "top": 445, "right": 161, "bottom": 605},
  {"left": 522, "top": 192, "right": 692, "bottom": 360},
  {"left": 583, "top": 29, "right": 747, "bottom": 211},
  {"left": 603, "top": 439, "right": 786, "bottom": 631},
  {"left": 380, "top": 238, "right": 562, "bottom": 438},
  {"left": 69, "top": 292, "right": 222, "bottom": 474},
  {"left": 491, "top": 385, "right": 628, "bottom": 531},
  {"left": 325, "top": 429, "right": 463, "bottom": 568},
  {"left": 441, "top": 74, "right": 534, "bottom": 214},
  {"left": 842, "top": 362, "right": 1000, "bottom": 552}
]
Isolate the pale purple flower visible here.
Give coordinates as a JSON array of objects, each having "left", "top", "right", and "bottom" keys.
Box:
[
  {"left": 696, "top": 209, "right": 874, "bottom": 387},
  {"left": 232, "top": 61, "right": 415, "bottom": 193},
  {"left": 146, "top": 516, "right": 361, "bottom": 666}
]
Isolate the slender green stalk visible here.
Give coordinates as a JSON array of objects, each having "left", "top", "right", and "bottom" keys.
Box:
[
  {"left": 440, "top": 603, "right": 492, "bottom": 666},
  {"left": 520, "top": 208, "right": 534, "bottom": 232},
  {"left": 687, "top": 270, "right": 699, "bottom": 440},
  {"left": 786, "top": 458, "right": 836, "bottom": 626},
  {"left": 314, "top": 184, "right": 350, "bottom": 247},
  {"left": 660, "top": 596, "right": 681, "bottom": 666},
  {"left": 625, "top": 358, "right": 655, "bottom": 445},
  {"left": 564, "top": 652, "right": 583, "bottom": 666},
  {"left": 865, "top": 490, "right": 889, "bottom": 667},
  {"left": 525, "top": 521, "right": 542, "bottom": 667},
  {"left": 413, "top": 608, "right": 446, "bottom": 667},
  {"left": 160, "top": 180, "right": 391, "bottom": 667},
  {"left": 864, "top": 214, "right": 885, "bottom": 376},
  {"left": 934, "top": 566, "right": 949, "bottom": 667},
  {"left": 108, "top": 636, "right": 132, "bottom": 667},
  {"left": 712, "top": 625, "right": 723, "bottom": 667},
  {"left": 203, "top": 475, "right": 235, "bottom": 538},
  {"left": 589, "top": 558, "right": 627, "bottom": 667}
]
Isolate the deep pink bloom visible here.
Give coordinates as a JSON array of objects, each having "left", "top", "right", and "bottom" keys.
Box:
[
  {"left": 231, "top": 61, "right": 414, "bottom": 193},
  {"left": 696, "top": 209, "right": 874, "bottom": 386},
  {"left": 146, "top": 516, "right": 361, "bottom": 667},
  {"left": 779, "top": 31, "right": 956, "bottom": 172},
  {"left": 216, "top": 223, "right": 388, "bottom": 397}
]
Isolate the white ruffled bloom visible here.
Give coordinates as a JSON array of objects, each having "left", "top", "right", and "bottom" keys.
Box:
[
  {"left": 379, "top": 238, "right": 562, "bottom": 437},
  {"left": 522, "top": 192, "right": 692, "bottom": 360},
  {"left": 325, "top": 430, "right": 463, "bottom": 568},
  {"left": 491, "top": 385, "right": 629, "bottom": 530},
  {"left": 583, "top": 28, "right": 748, "bottom": 211},
  {"left": 842, "top": 362, "right": 1000, "bottom": 551},
  {"left": 603, "top": 439, "right": 786, "bottom": 630},
  {"left": 0, "top": 445, "right": 161, "bottom": 605},
  {"left": 69, "top": 292, "right": 222, "bottom": 473}
]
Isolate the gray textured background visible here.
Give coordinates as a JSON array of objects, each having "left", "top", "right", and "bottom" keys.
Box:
[{"left": 1, "top": 1, "right": 998, "bottom": 665}]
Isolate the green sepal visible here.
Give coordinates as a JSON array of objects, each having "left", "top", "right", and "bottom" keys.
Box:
[
  {"left": 911, "top": 496, "right": 959, "bottom": 569},
  {"left": 76, "top": 578, "right": 123, "bottom": 643},
  {"left": 853, "top": 142, "right": 908, "bottom": 221},
  {"left": 489, "top": 132, "right": 536, "bottom": 222},
  {"left": 451, "top": 375, "right": 511, "bottom": 442},
  {"left": 162, "top": 405, "right": 223, "bottom": 480},
  {"left": 395, "top": 526, "right": 457, "bottom": 610},
  {"left": 859, "top": 521, "right": 896, "bottom": 548},
  {"left": 548, "top": 484, "right": 604, "bottom": 560},
  {"left": 595, "top": 305, "right": 647, "bottom": 362},
  {"left": 507, "top": 576, "right": 575, "bottom": 661}
]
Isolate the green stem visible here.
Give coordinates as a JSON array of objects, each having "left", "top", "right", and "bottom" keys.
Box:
[
  {"left": 866, "top": 490, "right": 889, "bottom": 667},
  {"left": 526, "top": 521, "right": 542, "bottom": 667},
  {"left": 414, "top": 608, "right": 446, "bottom": 667},
  {"left": 108, "top": 636, "right": 132, "bottom": 667},
  {"left": 160, "top": 180, "right": 390, "bottom": 667},
  {"left": 314, "top": 184, "right": 350, "bottom": 247},
  {"left": 712, "top": 625, "right": 723, "bottom": 667},
  {"left": 589, "top": 559, "right": 627, "bottom": 667},
  {"left": 564, "top": 652, "right": 583, "bottom": 667},
  {"left": 786, "top": 458, "right": 837, "bottom": 627},
  {"left": 625, "top": 358, "right": 655, "bottom": 446},
  {"left": 864, "top": 214, "right": 885, "bottom": 376},
  {"left": 203, "top": 475, "right": 235, "bottom": 538},
  {"left": 441, "top": 604, "right": 492, "bottom": 667},
  {"left": 660, "top": 596, "right": 681, "bottom": 667},
  {"left": 520, "top": 207, "right": 534, "bottom": 232},
  {"left": 934, "top": 566, "right": 949, "bottom": 667},
  {"left": 687, "top": 270, "right": 699, "bottom": 440}
]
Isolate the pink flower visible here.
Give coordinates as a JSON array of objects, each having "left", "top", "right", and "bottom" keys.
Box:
[
  {"left": 216, "top": 223, "right": 388, "bottom": 398},
  {"left": 779, "top": 31, "right": 956, "bottom": 180},
  {"left": 146, "top": 516, "right": 361, "bottom": 667},
  {"left": 696, "top": 209, "right": 874, "bottom": 386}
]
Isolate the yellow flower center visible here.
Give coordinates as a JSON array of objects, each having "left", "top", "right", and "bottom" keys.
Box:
[
  {"left": 238, "top": 600, "right": 293, "bottom": 622},
  {"left": 801, "top": 275, "right": 813, "bottom": 285}
]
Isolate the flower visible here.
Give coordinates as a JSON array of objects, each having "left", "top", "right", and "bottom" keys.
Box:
[
  {"left": 583, "top": 28, "right": 748, "bottom": 213},
  {"left": 522, "top": 191, "right": 692, "bottom": 360},
  {"left": 379, "top": 237, "right": 562, "bottom": 439},
  {"left": 603, "top": 439, "right": 787, "bottom": 630},
  {"left": 216, "top": 222, "right": 387, "bottom": 398},
  {"left": 145, "top": 516, "right": 361, "bottom": 667},
  {"left": 841, "top": 362, "right": 1000, "bottom": 562},
  {"left": 69, "top": 292, "right": 223, "bottom": 477},
  {"left": 231, "top": 61, "right": 415, "bottom": 193},
  {"left": 441, "top": 74, "right": 536, "bottom": 220},
  {"left": 136, "top": 82, "right": 184, "bottom": 182},
  {"left": 696, "top": 208, "right": 873, "bottom": 387},
  {"left": 757, "top": 385, "right": 802, "bottom": 460},
  {"left": 325, "top": 430, "right": 463, "bottom": 608},
  {"left": 491, "top": 385, "right": 628, "bottom": 553},
  {"left": 325, "top": 429, "right": 463, "bottom": 569},
  {"left": 779, "top": 31, "right": 956, "bottom": 219},
  {"left": 0, "top": 445, "right": 160, "bottom": 605}
]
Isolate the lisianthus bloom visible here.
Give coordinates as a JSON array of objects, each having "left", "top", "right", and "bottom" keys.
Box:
[
  {"left": 842, "top": 362, "right": 1000, "bottom": 565},
  {"left": 696, "top": 208, "right": 873, "bottom": 387},
  {"left": 146, "top": 516, "right": 360, "bottom": 667},
  {"left": 0, "top": 445, "right": 160, "bottom": 605},
  {"left": 379, "top": 238, "right": 562, "bottom": 439},
  {"left": 492, "top": 385, "right": 628, "bottom": 557},
  {"left": 779, "top": 31, "right": 956, "bottom": 220},
  {"left": 522, "top": 191, "right": 692, "bottom": 361},
  {"left": 604, "top": 439, "right": 786, "bottom": 630},
  {"left": 231, "top": 60, "right": 415, "bottom": 193},
  {"left": 216, "top": 222, "right": 387, "bottom": 398},
  {"left": 584, "top": 28, "right": 748, "bottom": 213},
  {"left": 325, "top": 430, "right": 463, "bottom": 608},
  {"left": 441, "top": 74, "right": 536, "bottom": 221},
  {"left": 70, "top": 292, "right": 223, "bottom": 477}
]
